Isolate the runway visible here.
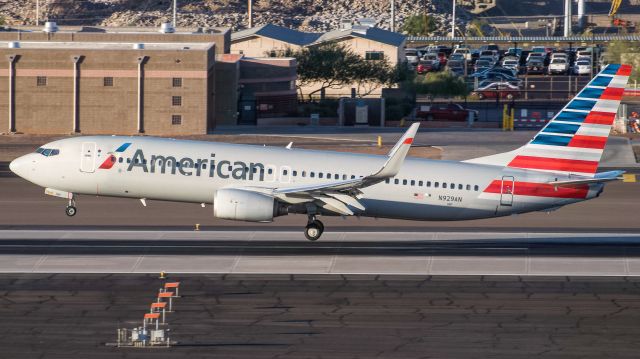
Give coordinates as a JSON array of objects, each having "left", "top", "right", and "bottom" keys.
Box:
[
  {"left": 1, "top": 230, "right": 640, "bottom": 276},
  {"left": 3, "top": 273, "right": 640, "bottom": 358}
]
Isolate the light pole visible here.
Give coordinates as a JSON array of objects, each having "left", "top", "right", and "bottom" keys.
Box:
[
  {"left": 391, "top": 0, "right": 395, "bottom": 32},
  {"left": 451, "top": 0, "right": 456, "bottom": 38},
  {"left": 173, "top": 0, "right": 177, "bottom": 26}
]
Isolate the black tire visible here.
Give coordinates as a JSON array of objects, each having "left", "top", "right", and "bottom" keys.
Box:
[
  {"left": 65, "top": 206, "right": 77, "bottom": 217},
  {"left": 304, "top": 223, "right": 322, "bottom": 241},
  {"left": 313, "top": 220, "right": 325, "bottom": 234}
]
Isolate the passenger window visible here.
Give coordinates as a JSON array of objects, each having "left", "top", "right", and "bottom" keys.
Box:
[
  {"left": 418, "top": 181, "right": 423, "bottom": 186},
  {"left": 127, "top": 158, "right": 131, "bottom": 163},
  {"left": 283, "top": 169, "right": 288, "bottom": 176},
  {"left": 450, "top": 183, "right": 454, "bottom": 189},
  {"left": 466, "top": 185, "right": 471, "bottom": 190},
  {"left": 410, "top": 180, "right": 415, "bottom": 186},
  {"left": 327, "top": 173, "right": 331, "bottom": 178},
  {"left": 302, "top": 171, "right": 306, "bottom": 177},
  {"left": 443, "top": 183, "right": 447, "bottom": 189},
  {"left": 118, "top": 157, "right": 123, "bottom": 163},
  {"left": 458, "top": 184, "right": 463, "bottom": 190},
  {"left": 335, "top": 174, "right": 339, "bottom": 180},
  {"left": 319, "top": 173, "right": 324, "bottom": 179},
  {"left": 427, "top": 181, "right": 431, "bottom": 187},
  {"left": 385, "top": 179, "right": 390, "bottom": 184},
  {"left": 474, "top": 185, "right": 479, "bottom": 191},
  {"left": 293, "top": 170, "right": 297, "bottom": 176},
  {"left": 402, "top": 179, "right": 407, "bottom": 185},
  {"left": 310, "top": 172, "right": 315, "bottom": 178},
  {"left": 351, "top": 175, "right": 356, "bottom": 179},
  {"left": 394, "top": 179, "right": 399, "bottom": 184},
  {"left": 202, "top": 164, "right": 207, "bottom": 169},
  {"left": 342, "top": 174, "right": 347, "bottom": 180},
  {"left": 435, "top": 182, "right": 439, "bottom": 188}
]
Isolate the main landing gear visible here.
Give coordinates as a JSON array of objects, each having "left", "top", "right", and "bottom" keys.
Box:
[
  {"left": 65, "top": 197, "right": 77, "bottom": 217},
  {"left": 304, "top": 215, "right": 324, "bottom": 241}
]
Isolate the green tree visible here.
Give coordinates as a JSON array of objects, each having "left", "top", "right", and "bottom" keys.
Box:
[
  {"left": 604, "top": 40, "right": 640, "bottom": 83},
  {"left": 401, "top": 14, "right": 437, "bottom": 36},
  {"left": 414, "top": 72, "right": 469, "bottom": 101},
  {"left": 287, "top": 43, "right": 397, "bottom": 99}
]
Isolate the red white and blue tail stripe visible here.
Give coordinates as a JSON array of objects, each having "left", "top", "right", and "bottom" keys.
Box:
[{"left": 467, "top": 64, "right": 631, "bottom": 177}]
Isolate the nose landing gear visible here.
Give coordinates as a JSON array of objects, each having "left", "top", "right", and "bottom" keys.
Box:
[
  {"left": 65, "top": 198, "right": 77, "bottom": 217},
  {"left": 304, "top": 215, "right": 324, "bottom": 241}
]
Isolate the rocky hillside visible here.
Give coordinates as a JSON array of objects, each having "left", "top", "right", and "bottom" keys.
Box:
[{"left": 1, "top": 0, "right": 467, "bottom": 35}]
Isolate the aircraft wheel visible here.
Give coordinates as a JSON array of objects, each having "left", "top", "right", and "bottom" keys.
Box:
[
  {"left": 305, "top": 222, "right": 323, "bottom": 241},
  {"left": 313, "top": 220, "right": 325, "bottom": 233},
  {"left": 65, "top": 206, "right": 77, "bottom": 217}
]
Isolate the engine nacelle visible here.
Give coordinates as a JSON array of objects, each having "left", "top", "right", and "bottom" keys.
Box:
[{"left": 213, "top": 188, "right": 286, "bottom": 222}]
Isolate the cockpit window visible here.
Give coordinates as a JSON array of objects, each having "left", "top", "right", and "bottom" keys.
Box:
[{"left": 36, "top": 148, "right": 60, "bottom": 157}]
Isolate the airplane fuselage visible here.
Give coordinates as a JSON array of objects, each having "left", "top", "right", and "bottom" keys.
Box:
[{"left": 13, "top": 136, "right": 602, "bottom": 221}]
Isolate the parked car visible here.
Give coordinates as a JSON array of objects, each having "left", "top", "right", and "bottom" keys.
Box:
[
  {"left": 416, "top": 60, "right": 439, "bottom": 74},
  {"left": 502, "top": 59, "right": 520, "bottom": 73},
  {"left": 447, "top": 60, "right": 465, "bottom": 76},
  {"left": 416, "top": 103, "right": 478, "bottom": 121},
  {"left": 437, "top": 52, "right": 448, "bottom": 66},
  {"left": 506, "top": 47, "right": 522, "bottom": 58},
  {"left": 405, "top": 48, "right": 420, "bottom": 66},
  {"left": 472, "top": 82, "right": 521, "bottom": 100},
  {"left": 573, "top": 59, "right": 591, "bottom": 75},
  {"left": 548, "top": 58, "right": 569, "bottom": 75},
  {"left": 526, "top": 52, "right": 544, "bottom": 62},
  {"left": 480, "top": 50, "right": 500, "bottom": 63},
  {"left": 526, "top": 59, "right": 545, "bottom": 74},
  {"left": 474, "top": 59, "right": 493, "bottom": 73},
  {"left": 449, "top": 53, "right": 466, "bottom": 62},
  {"left": 452, "top": 48, "right": 472, "bottom": 62}
]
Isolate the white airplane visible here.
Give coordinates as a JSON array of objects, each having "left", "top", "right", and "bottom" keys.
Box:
[{"left": 10, "top": 64, "right": 631, "bottom": 241}]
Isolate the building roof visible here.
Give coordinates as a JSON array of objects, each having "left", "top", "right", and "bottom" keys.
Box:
[
  {"left": 232, "top": 24, "right": 321, "bottom": 46},
  {"left": 0, "top": 41, "right": 213, "bottom": 51},
  {"left": 232, "top": 23, "right": 405, "bottom": 48},
  {"left": 0, "top": 25, "right": 229, "bottom": 35},
  {"left": 313, "top": 26, "right": 406, "bottom": 47}
]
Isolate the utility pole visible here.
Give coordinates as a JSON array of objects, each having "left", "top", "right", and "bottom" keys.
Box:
[
  {"left": 451, "top": 0, "right": 456, "bottom": 38},
  {"left": 172, "top": 0, "right": 177, "bottom": 27},
  {"left": 390, "top": 0, "right": 395, "bottom": 32},
  {"left": 36, "top": 0, "right": 40, "bottom": 26},
  {"left": 248, "top": 0, "right": 253, "bottom": 28}
]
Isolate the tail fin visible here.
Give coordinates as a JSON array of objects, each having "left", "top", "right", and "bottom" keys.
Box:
[{"left": 465, "top": 64, "right": 632, "bottom": 177}]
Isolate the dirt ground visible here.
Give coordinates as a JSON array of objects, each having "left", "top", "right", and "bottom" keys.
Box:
[{"left": 0, "top": 134, "right": 442, "bottom": 161}]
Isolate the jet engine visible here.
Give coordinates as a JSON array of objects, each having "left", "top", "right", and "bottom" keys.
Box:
[{"left": 213, "top": 188, "right": 287, "bottom": 222}]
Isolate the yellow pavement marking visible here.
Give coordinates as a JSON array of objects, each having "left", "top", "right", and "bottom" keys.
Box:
[{"left": 623, "top": 174, "right": 637, "bottom": 183}]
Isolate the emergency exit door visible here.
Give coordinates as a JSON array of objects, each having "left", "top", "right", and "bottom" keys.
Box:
[
  {"left": 80, "top": 142, "right": 97, "bottom": 173},
  {"left": 500, "top": 176, "right": 515, "bottom": 206}
]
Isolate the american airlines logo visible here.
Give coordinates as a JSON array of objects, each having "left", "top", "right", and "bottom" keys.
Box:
[{"left": 126, "top": 149, "right": 268, "bottom": 181}]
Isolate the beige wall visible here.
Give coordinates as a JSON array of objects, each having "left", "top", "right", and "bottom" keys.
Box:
[
  {"left": 231, "top": 34, "right": 404, "bottom": 98},
  {"left": 231, "top": 36, "right": 302, "bottom": 57},
  {"left": 0, "top": 46, "right": 214, "bottom": 135}
]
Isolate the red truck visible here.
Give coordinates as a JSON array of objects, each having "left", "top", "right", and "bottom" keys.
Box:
[{"left": 416, "top": 103, "right": 478, "bottom": 121}]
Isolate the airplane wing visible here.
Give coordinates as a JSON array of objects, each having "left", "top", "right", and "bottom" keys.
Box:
[
  {"left": 548, "top": 170, "right": 625, "bottom": 187},
  {"left": 235, "top": 123, "right": 420, "bottom": 216}
]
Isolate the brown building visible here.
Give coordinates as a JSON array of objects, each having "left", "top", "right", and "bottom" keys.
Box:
[
  {"left": 0, "top": 24, "right": 299, "bottom": 134},
  {"left": 0, "top": 41, "right": 215, "bottom": 135}
]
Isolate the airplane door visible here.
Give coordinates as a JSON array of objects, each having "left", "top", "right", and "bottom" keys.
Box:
[
  {"left": 500, "top": 176, "right": 515, "bottom": 206},
  {"left": 280, "top": 166, "right": 291, "bottom": 183},
  {"left": 80, "top": 142, "right": 97, "bottom": 173}
]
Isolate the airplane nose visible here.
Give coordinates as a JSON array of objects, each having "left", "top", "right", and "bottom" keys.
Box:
[{"left": 9, "top": 155, "right": 29, "bottom": 178}]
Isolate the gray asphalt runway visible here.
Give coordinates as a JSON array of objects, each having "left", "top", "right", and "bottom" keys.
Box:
[
  {"left": 2, "top": 274, "right": 640, "bottom": 358},
  {"left": 3, "top": 230, "right": 640, "bottom": 276},
  {"left": 0, "top": 176, "right": 638, "bottom": 231}
]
